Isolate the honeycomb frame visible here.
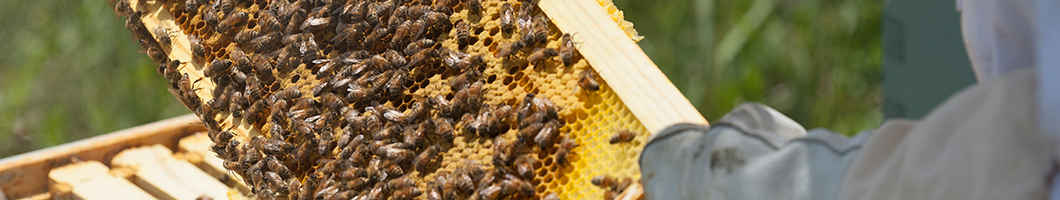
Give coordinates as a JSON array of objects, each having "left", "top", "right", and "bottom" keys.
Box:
[{"left": 118, "top": 0, "right": 701, "bottom": 199}]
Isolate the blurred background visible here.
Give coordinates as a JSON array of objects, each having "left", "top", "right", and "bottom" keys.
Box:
[{"left": 0, "top": 0, "right": 899, "bottom": 157}]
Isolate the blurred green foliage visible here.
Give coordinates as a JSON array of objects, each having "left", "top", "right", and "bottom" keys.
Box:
[
  {"left": 0, "top": 0, "right": 881, "bottom": 157},
  {"left": 0, "top": 0, "right": 189, "bottom": 157},
  {"left": 613, "top": 0, "right": 883, "bottom": 134}
]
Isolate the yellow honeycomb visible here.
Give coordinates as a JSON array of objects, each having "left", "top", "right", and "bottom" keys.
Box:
[{"left": 122, "top": 0, "right": 652, "bottom": 198}]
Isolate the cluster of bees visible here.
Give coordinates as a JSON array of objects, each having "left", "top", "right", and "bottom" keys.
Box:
[{"left": 114, "top": 0, "right": 643, "bottom": 198}]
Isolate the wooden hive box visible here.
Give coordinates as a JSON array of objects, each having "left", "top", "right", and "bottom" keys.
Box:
[{"left": 0, "top": 114, "right": 260, "bottom": 200}]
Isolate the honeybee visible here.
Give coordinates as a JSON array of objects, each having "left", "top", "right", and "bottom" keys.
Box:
[
  {"left": 579, "top": 69, "right": 601, "bottom": 92},
  {"left": 610, "top": 130, "right": 636, "bottom": 144},
  {"left": 528, "top": 48, "right": 559, "bottom": 66},
  {"left": 500, "top": 3, "right": 514, "bottom": 33},
  {"left": 409, "top": 19, "right": 429, "bottom": 40},
  {"left": 495, "top": 40, "right": 526, "bottom": 58},
  {"left": 391, "top": 187, "right": 422, "bottom": 200},
  {"left": 257, "top": 10, "right": 282, "bottom": 32},
  {"left": 113, "top": 0, "right": 132, "bottom": 17},
  {"left": 264, "top": 171, "right": 287, "bottom": 194},
  {"left": 449, "top": 68, "right": 480, "bottom": 91},
  {"left": 321, "top": 93, "right": 344, "bottom": 110},
  {"left": 441, "top": 48, "right": 468, "bottom": 69},
  {"left": 282, "top": 9, "right": 308, "bottom": 35},
  {"left": 245, "top": 99, "right": 266, "bottom": 123},
  {"left": 466, "top": 81, "right": 484, "bottom": 110},
  {"left": 492, "top": 138, "right": 517, "bottom": 165},
  {"left": 532, "top": 96, "right": 558, "bottom": 118},
  {"left": 453, "top": 168, "right": 475, "bottom": 194},
  {"left": 162, "top": 59, "right": 182, "bottom": 81},
  {"left": 385, "top": 175, "right": 416, "bottom": 191},
  {"left": 405, "top": 38, "right": 436, "bottom": 55},
  {"left": 591, "top": 175, "right": 616, "bottom": 188},
  {"left": 424, "top": 11, "right": 450, "bottom": 29},
  {"left": 126, "top": 12, "right": 151, "bottom": 40},
  {"left": 205, "top": 59, "right": 232, "bottom": 78},
  {"left": 291, "top": 142, "right": 312, "bottom": 164},
  {"left": 314, "top": 185, "right": 339, "bottom": 200},
  {"left": 479, "top": 184, "right": 502, "bottom": 200},
  {"left": 234, "top": 29, "right": 262, "bottom": 44},
  {"left": 487, "top": 105, "right": 514, "bottom": 131},
  {"left": 153, "top": 25, "right": 172, "bottom": 48},
  {"left": 382, "top": 108, "right": 408, "bottom": 125},
  {"left": 405, "top": 100, "right": 430, "bottom": 122},
  {"left": 388, "top": 5, "right": 408, "bottom": 29},
  {"left": 534, "top": 120, "right": 559, "bottom": 149},
  {"left": 386, "top": 164, "right": 406, "bottom": 180},
  {"left": 365, "top": 2, "right": 388, "bottom": 25},
  {"left": 231, "top": 49, "right": 253, "bottom": 73},
  {"left": 459, "top": 113, "right": 479, "bottom": 135},
  {"left": 363, "top": 54, "right": 390, "bottom": 70},
  {"left": 513, "top": 155, "right": 537, "bottom": 179},
  {"left": 426, "top": 186, "right": 443, "bottom": 200},
  {"left": 384, "top": 145, "right": 414, "bottom": 163},
  {"left": 434, "top": 117, "right": 455, "bottom": 142},
  {"left": 506, "top": 175, "right": 536, "bottom": 197},
  {"left": 467, "top": 0, "right": 481, "bottom": 13},
  {"left": 403, "top": 124, "right": 427, "bottom": 148},
  {"left": 346, "top": 177, "right": 371, "bottom": 191},
  {"left": 201, "top": 5, "right": 220, "bottom": 26},
  {"left": 556, "top": 135, "right": 578, "bottom": 165},
  {"left": 299, "top": 16, "right": 331, "bottom": 32},
  {"left": 145, "top": 45, "right": 169, "bottom": 63},
  {"left": 217, "top": 11, "right": 248, "bottom": 33},
  {"left": 230, "top": 69, "right": 248, "bottom": 88},
  {"left": 275, "top": 87, "right": 302, "bottom": 101},
  {"left": 384, "top": 50, "right": 408, "bottom": 69},
  {"left": 364, "top": 27, "right": 389, "bottom": 48},
  {"left": 455, "top": 21, "right": 470, "bottom": 47},
  {"left": 560, "top": 33, "right": 576, "bottom": 65},
  {"left": 517, "top": 122, "right": 543, "bottom": 142},
  {"left": 188, "top": 35, "right": 206, "bottom": 64},
  {"left": 387, "top": 70, "right": 409, "bottom": 100},
  {"left": 404, "top": 48, "right": 437, "bottom": 69},
  {"left": 605, "top": 191, "right": 619, "bottom": 200},
  {"left": 616, "top": 177, "right": 634, "bottom": 192},
  {"left": 529, "top": 14, "right": 551, "bottom": 44},
  {"left": 413, "top": 144, "right": 443, "bottom": 172}
]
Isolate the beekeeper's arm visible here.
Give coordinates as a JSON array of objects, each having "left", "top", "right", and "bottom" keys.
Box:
[{"left": 638, "top": 0, "right": 1060, "bottom": 199}]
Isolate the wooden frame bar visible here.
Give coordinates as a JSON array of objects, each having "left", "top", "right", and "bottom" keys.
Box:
[
  {"left": 539, "top": 0, "right": 709, "bottom": 134},
  {"left": 0, "top": 114, "right": 204, "bottom": 199}
]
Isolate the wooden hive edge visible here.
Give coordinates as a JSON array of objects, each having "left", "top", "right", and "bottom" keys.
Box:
[
  {"left": 538, "top": 0, "right": 709, "bottom": 134},
  {"left": 0, "top": 114, "right": 204, "bottom": 199}
]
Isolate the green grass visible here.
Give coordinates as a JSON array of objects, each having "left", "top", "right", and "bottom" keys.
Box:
[{"left": 0, "top": 0, "right": 882, "bottom": 157}]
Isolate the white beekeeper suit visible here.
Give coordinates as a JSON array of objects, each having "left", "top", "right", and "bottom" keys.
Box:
[{"left": 639, "top": 0, "right": 1060, "bottom": 199}]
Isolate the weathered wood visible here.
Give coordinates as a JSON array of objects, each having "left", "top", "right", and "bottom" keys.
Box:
[
  {"left": 177, "top": 133, "right": 252, "bottom": 194},
  {"left": 538, "top": 0, "right": 709, "bottom": 134},
  {"left": 0, "top": 114, "right": 204, "bottom": 199},
  {"left": 47, "top": 161, "right": 157, "bottom": 200},
  {"left": 110, "top": 145, "right": 229, "bottom": 200}
]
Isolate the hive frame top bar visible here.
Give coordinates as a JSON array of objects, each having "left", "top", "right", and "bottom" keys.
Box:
[{"left": 538, "top": 0, "right": 709, "bottom": 133}]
